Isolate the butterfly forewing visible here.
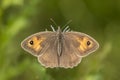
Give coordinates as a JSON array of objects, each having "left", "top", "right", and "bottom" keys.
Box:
[
  {"left": 64, "top": 32, "right": 99, "bottom": 57},
  {"left": 21, "top": 32, "right": 55, "bottom": 56}
]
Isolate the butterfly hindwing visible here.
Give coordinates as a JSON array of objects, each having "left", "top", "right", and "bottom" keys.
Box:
[{"left": 59, "top": 34, "right": 82, "bottom": 68}]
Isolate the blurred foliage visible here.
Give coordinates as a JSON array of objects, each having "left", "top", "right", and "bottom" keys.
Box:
[{"left": 0, "top": 0, "right": 120, "bottom": 80}]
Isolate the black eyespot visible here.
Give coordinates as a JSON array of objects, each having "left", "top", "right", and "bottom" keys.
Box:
[
  {"left": 29, "top": 40, "right": 34, "bottom": 45},
  {"left": 87, "top": 41, "right": 91, "bottom": 46}
]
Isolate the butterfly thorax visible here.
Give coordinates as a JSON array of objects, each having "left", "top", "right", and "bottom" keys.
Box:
[{"left": 56, "top": 27, "right": 63, "bottom": 56}]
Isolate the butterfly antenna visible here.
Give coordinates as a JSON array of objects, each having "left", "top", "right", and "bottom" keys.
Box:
[
  {"left": 50, "top": 18, "right": 58, "bottom": 27},
  {"left": 50, "top": 25, "right": 56, "bottom": 32},
  {"left": 63, "top": 26, "right": 70, "bottom": 32},
  {"left": 62, "top": 20, "right": 72, "bottom": 32},
  {"left": 66, "top": 27, "right": 71, "bottom": 32},
  {"left": 50, "top": 18, "right": 59, "bottom": 32}
]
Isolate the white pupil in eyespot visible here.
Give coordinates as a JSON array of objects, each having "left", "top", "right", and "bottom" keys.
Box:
[
  {"left": 87, "top": 41, "right": 91, "bottom": 46},
  {"left": 29, "top": 40, "right": 34, "bottom": 45}
]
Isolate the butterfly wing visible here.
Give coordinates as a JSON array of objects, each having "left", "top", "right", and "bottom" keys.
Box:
[
  {"left": 59, "top": 36, "right": 82, "bottom": 68},
  {"left": 64, "top": 32, "right": 99, "bottom": 57},
  {"left": 37, "top": 35, "right": 59, "bottom": 68},
  {"left": 59, "top": 31, "right": 99, "bottom": 68},
  {"left": 21, "top": 32, "right": 59, "bottom": 68},
  {"left": 21, "top": 32, "right": 54, "bottom": 56}
]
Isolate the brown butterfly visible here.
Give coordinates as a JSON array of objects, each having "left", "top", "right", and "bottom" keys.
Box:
[{"left": 21, "top": 26, "right": 99, "bottom": 68}]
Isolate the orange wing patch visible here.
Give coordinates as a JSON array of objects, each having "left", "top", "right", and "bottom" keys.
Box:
[
  {"left": 28, "top": 36, "right": 46, "bottom": 52},
  {"left": 76, "top": 37, "right": 92, "bottom": 52}
]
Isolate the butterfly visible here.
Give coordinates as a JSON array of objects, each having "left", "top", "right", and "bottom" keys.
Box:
[{"left": 21, "top": 26, "right": 99, "bottom": 68}]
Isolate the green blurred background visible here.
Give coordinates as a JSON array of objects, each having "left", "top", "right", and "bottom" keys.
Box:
[{"left": 0, "top": 0, "right": 120, "bottom": 80}]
